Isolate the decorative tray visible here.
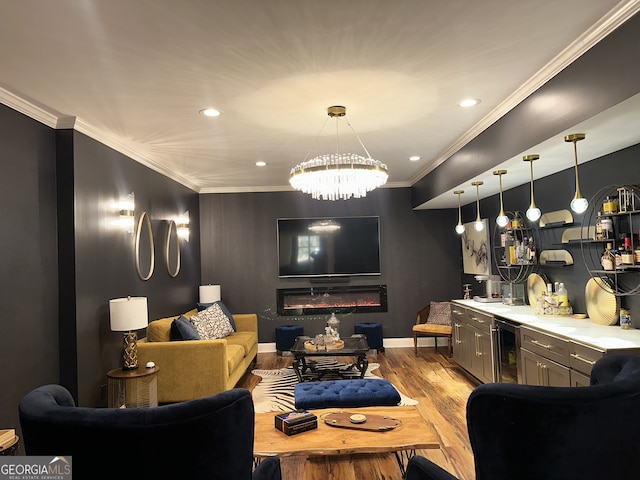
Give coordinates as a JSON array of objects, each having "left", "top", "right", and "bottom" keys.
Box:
[
  {"left": 321, "top": 411, "right": 401, "bottom": 431},
  {"left": 304, "top": 339, "right": 344, "bottom": 350}
]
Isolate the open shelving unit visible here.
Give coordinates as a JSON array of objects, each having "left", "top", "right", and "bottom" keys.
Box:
[{"left": 580, "top": 184, "right": 640, "bottom": 296}]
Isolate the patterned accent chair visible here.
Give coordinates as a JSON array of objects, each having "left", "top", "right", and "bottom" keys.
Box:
[{"left": 412, "top": 301, "right": 452, "bottom": 357}]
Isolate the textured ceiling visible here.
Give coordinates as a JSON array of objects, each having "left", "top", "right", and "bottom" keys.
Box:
[{"left": 1, "top": 0, "right": 638, "bottom": 206}]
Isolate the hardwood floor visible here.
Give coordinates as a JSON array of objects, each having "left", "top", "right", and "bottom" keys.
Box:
[{"left": 238, "top": 347, "right": 479, "bottom": 480}]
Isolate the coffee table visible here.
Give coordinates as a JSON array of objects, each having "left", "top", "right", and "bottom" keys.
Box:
[
  {"left": 253, "top": 404, "right": 439, "bottom": 478},
  {"left": 290, "top": 335, "right": 370, "bottom": 382}
]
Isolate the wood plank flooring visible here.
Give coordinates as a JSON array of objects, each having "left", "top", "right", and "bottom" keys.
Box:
[{"left": 238, "top": 347, "right": 479, "bottom": 480}]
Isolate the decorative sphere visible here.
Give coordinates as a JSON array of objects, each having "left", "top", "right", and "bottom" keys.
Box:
[
  {"left": 455, "top": 224, "right": 466, "bottom": 234},
  {"left": 474, "top": 220, "right": 484, "bottom": 232}
]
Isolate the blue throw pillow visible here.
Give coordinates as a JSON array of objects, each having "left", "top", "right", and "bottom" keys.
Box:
[
  {"left": 170, "top": 315, "right": 200, "bottom": 341},
  {"left": 196, "top": 301, "right": 236, "bottom": 331}
]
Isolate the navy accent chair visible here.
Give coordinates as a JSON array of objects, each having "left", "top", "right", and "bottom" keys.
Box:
[
  {"left": 406, "top": 355, "right": 640, "bottom": 480},
  {"left": 19, "top": 385, "right": 281, "bottom": 480}
]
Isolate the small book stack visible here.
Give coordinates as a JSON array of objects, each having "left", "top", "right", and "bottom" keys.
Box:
[
  {"left": 0, "top": 429, "right": 16, "bottom": 449},
  {"left": 274, "top": 410, "right": 317, "bottom": 436}
]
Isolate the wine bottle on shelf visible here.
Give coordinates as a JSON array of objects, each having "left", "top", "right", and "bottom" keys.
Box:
[
  {"left": 601, "top": 243, "right": 615, "bottom": 271},
  {"left": 621, "top": 236, "right": 635, "bottom": 265},
  {"left": 595, "top": 212, "right": 604, "bottom": 240},
  {"left": 528, "top": 237, "right": 536, "bottom": 264}
]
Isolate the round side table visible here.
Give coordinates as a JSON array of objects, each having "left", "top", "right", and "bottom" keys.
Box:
[
  {"left": 107, "top": 366, "right": 159, "bottom": 408},
  {"left": 0, "top": 435, "right": 20, "bottom": 456}
]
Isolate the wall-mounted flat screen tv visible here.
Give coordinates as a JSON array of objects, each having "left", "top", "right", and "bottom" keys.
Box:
[{"left": 277, "top": 216, "right": 381, "bottom": 278}]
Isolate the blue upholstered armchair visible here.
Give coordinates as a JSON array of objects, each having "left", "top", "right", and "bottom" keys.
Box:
[
  {"left": 406, "top": 355, "right": 640, "bottom": 480},
  {"left": 19, "top": 385, "right": 281, "bottom": 480}
]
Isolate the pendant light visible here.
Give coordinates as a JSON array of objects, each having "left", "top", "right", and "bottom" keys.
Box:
[
  {"left": 493, "top": 170, "right": 509, "bottom": 227},
  {"left": 565, "top": 133, "right": 588, "bottom": 214},
  {"left": 454, "top": 190, "right": 465, "bottom": 234},
  {"left": 524, "top": 154, "right": 542, "bottom": 221},
  {"left": 471, "top": 181, "right": 484, "bottom": 231}
]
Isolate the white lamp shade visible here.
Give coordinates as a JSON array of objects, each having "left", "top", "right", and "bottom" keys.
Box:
[
  {"left": 199, "top": 285, "right": 221, "bottom": 303},
  {"left": 109, "top": 297, "right": 148, "bottom": 332}
]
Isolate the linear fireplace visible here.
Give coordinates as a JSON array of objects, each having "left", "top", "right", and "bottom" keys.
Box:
[{"left": 277, "top": 285, "right": 387, "bottom": 316}]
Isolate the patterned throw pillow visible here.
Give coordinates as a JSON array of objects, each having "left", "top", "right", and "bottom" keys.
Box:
[
  {"left": 190, "top": 303, "right": 234, "bottom": 339},
  {"left": 427, "top": 301, "right": 451, "bottom": 326}
]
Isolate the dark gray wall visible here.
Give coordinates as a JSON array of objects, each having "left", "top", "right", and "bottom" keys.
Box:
[
  {"left": 200, "top": 188, "right": 462, "bottom": 341},
  {"left": 66, "top": 132, "right": 202, "bottom": 406},
  {"left": 0, "top": 105, "right": 59, "bottom": 437}
]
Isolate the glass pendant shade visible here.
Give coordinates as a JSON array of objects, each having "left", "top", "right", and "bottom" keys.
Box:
[
  {"left": 454, "top": 190, "right": 465, "bottom": 234},
  {"left": 493, "top": 170, "right": 509, "bottom": 227},
  {"left": 472, "top": 181, "right": 484, "bottom": 231},
  {"left": 523, "top": 155, "right": 542, "bottom": 221},
  {"left": 565, "top": 133, "right": 588, "bottom": 214}
]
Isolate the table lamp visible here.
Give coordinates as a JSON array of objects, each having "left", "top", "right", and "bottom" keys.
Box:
[
  {"left": 109, "top": 296, "right": 148, "bottom": 370},
  {"left": 199, "top": 284, "right": 221, "bottom": 303}
]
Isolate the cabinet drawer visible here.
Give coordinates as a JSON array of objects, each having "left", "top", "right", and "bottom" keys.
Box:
[
  {"left": 569, "top": 342, "right": 605, "bottom": 376},
  {"left": 451, "top": 305, "right": 467, "bottom": 321},
  {"left": 465, "top": 309, "right": 493, "bottom": 334},
  {"left": 521, "top": 327, "right": 570, "bottom": 366}
]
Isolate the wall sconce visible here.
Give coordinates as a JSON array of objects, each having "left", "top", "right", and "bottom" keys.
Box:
[
  {"left": 176, "top": 211, "right": 190, "bottom": 242},
  {"left": 565, "top": 133, "right": 588, "bottom": 214},
  {"left": 113, "top": 192, "right": 135, "bottom": 234},
  {"left": 109, "top": 296, "right": 148, "bottom": 370},
  {"left": 493, "top": 170, "right": 509, "bottom": 227},
  {"left": 454, "top": 190, "right": 465, "bottom": 234},
  {"left": 524, "top": 154, "right": 542, "bottom": 221},
  {"left": 472, "top": 181, "right": 484, "bottom": 231}
]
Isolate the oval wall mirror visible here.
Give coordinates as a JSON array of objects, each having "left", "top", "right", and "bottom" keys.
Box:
[
  {"left": 135, "top": 211, "right": 155, "bottom": 281},
  {"left": 165, "top": 220, "right": 180, "bottom": 278}
]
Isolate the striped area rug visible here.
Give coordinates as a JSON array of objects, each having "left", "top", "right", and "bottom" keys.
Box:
[{"left": 251, "top": 358, "right": 418, "bottom": 413}]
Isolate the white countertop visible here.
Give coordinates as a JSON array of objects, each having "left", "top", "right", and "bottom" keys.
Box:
[{"left": 452, "top": 299, "right": 640, "bottom": 351}]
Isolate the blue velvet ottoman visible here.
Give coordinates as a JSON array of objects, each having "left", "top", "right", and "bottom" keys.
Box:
[
  {"left": 354, "top": 322, "right": 384, "bottom": 352},
  {"left": 275, "top": 325, "right": 304, "bottom": 355},
  {"left": 294, "top": 379, "right": 401, "bottom": 409}
]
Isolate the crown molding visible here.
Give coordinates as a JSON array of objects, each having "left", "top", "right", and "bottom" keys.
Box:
[
  {"left": 408, "top": 0, "right": 640, "bottom": 186},
  {"left": 0, "top": 86, "right": 60, "bottom": 128}
]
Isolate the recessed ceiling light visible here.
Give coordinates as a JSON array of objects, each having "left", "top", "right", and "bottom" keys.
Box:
[
  {"left": 255, "top": 161, "right": 267, "bottom": 167},
  {"left": 200, "top": 108, "right": 222, "bottom": 117},
  {"left": 458, "top": 98, "right": 481, "bottom": 108},
  {"left": 409, "top": 155, "right": 421, "bottom": 162}
]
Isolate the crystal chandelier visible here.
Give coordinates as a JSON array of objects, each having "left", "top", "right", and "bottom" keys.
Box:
[{"left": 289, "top": 106, "right": 389, "bottom": 201}]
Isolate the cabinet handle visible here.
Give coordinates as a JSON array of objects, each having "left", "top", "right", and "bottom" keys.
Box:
[
  {"left": 570, "top": 353, "right": 597, "bottom": 365},
  {"left": 474, "top": 333, "right": 480, "bottom": 356},
  {"left": 530, "top": 339, "right": 552, "bottom": 350},
  {"left": 536, "top": 361, "right": 548, "bottom": 386},
  {"left": 471, "top": 316, "right": 485, "bottom": 324},
  {"left": 454, "top": 324, "right": 462, "bottom": 344}
]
